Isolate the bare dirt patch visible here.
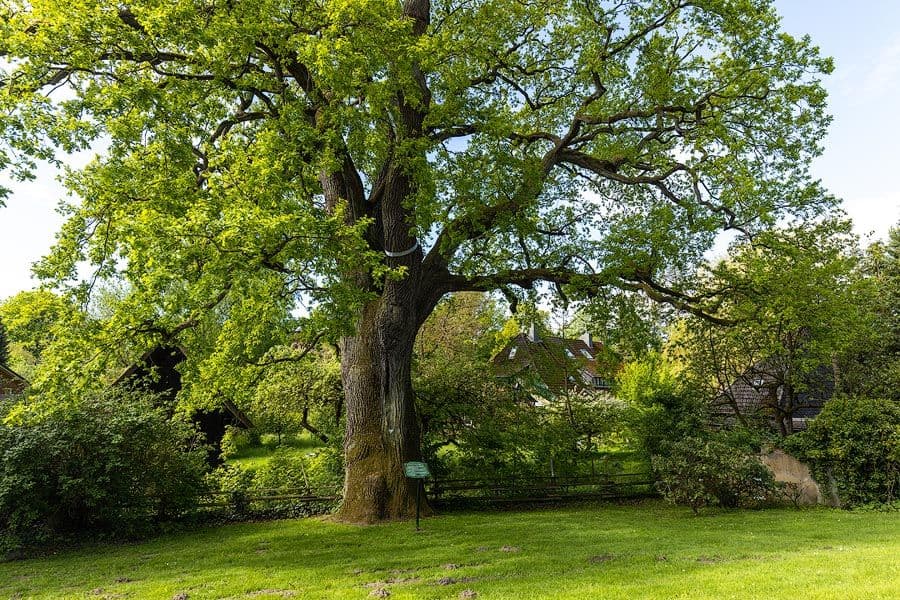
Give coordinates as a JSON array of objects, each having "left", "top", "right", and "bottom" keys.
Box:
[
  {"left": 434, "top": 577, "right": 480, "bottom": 586},
  {"left": 244, "top": 590, "right": 298, "bottom": 598},
  {"left": 363, "top": 576, "right": 422, "bottom": 588}
]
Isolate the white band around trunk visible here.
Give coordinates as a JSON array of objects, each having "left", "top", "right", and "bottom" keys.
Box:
[{"left": 384, "top": 240, "right": 419, "bottom": 258}]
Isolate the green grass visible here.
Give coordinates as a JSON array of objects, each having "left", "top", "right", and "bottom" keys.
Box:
[
  {"left": 226, "top": 434, "right": 325, "bottom": 473},
  {"left": 2, "top": 501, "right": 898, "bottom": 599}
]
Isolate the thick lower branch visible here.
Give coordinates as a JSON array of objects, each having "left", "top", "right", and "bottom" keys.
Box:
[{"left": 443, "top": 267, "right": 737, "bottom": 326}]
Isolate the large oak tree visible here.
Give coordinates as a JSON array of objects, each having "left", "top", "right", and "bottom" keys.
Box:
[{"left": 1, "top": 0, "right": 833, "bottom": 522}]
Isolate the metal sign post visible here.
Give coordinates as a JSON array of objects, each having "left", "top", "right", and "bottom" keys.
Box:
[{"left": 403, "top": 461, "right": 431, "bottom": 531}]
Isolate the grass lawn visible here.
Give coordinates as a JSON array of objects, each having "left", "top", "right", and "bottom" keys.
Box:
[
  {"left": 225, "top": 434, "right": 326, "bottom": 474},
  {"left": 2, "top": 501, "right": 898, "bottom": 599}
]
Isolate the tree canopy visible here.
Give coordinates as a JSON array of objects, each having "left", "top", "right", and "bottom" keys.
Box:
[{"left": 0, "top": 0, "right": 836, "bottom": 521}]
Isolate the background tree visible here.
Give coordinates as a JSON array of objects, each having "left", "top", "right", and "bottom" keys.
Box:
[
  {"left": 413, "top": 292, "right": 505, "bottom": 464},
  {"left": 0, "top": 290, "right": 120, "bottom": 391},
  {"left": 1, "top": 0, "right": 834, "bottom": 521},
  {"left": 839, "top": 224, "right": 900, "bottom": 400},
  {"left": 675, "top": 220, "right": 875, "bottom": 435},
  {"left": 0, "top": 316, "right": 9, "bottom": 367},
  {"left": 0, "top": 291, "right": 78, "bottom": 363},
  {"left": 250, "top": 348, "right": 343, "bottom": 444}
]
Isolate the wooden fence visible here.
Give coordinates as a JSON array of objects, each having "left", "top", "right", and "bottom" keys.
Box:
[
  {"left": 196, "top": 472, "right": 655, "bottom": 512},
  {"left": 197, "top": 488, "right": 340, "bottom": 509},
  {"left": 427, "top": 472, "right": 655, "bottom": 504}
]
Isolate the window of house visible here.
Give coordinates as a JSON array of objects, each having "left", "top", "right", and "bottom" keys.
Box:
[
  {"left": 580, "top": 349, "right": 593, "bottom": 360},
  {"left": 752, "top": 377, "right": 764, "bottom": 388},
  {"left": 593, "top": 377, "right": 611, "bottom": 389},
  {"left": 565, "top": 349, "right": 575, "bottom": 358},
  {"left": 508, "top": 346, "right": 517, "bottom": 359}
]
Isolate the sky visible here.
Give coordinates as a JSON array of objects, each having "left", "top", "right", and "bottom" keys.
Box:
[{"left": 1, "top": 1, "right": 899, "bottom": 302}]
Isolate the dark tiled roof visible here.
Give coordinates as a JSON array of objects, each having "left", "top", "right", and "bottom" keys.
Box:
[
  {"left": 714, "top": 362, "right": 834, "bottom": 419},
  {"left": 491, "top": 334, "right": 614, "bottom": 395},
  {"left": 0, "top": 363, "right": 29, "bottom": 397}
]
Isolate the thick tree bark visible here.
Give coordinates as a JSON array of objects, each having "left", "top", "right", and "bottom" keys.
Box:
[
  {"left": 336, "top": 294, "right": 431, "bottom": 522},
  {"left": 330, "top": 0, "right": 437, "bottom": 522}
]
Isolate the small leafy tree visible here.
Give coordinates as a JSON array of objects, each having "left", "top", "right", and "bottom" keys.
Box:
[
  {"left": 616, "top": 351, "right": 705, "bottom": 458},
  {"left": 250, "top": 348, "right": 343, "bottom": 444}
]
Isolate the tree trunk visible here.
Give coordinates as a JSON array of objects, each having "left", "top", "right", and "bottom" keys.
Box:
[
  {"left": 325, "top": 0, "right": 434, "bottom": 524},
  {"left": 335, "top": 293, "right": 431, "bottom": 522}
]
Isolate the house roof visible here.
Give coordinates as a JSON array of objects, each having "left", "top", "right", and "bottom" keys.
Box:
[
  {"left": 491, "top": 333, "right": 613, "bottom": 396},
  {"left": 713, "top": 363, "right": 834, "bottom": 418},
  {"left": 0, "top": 363, "right": 29, "bottom": 396},
  {"left": 114, "top": 345, "right": 253, "bottom": 428}
]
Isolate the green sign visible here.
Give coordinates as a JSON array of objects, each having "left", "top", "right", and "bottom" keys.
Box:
[{"left": 403, "top": 461, "right": 431, "bottom": 478}]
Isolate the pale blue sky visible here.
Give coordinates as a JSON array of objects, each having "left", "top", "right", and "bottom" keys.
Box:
[{"left": 1, "top": 1, "right": 899, "bottom": 301}]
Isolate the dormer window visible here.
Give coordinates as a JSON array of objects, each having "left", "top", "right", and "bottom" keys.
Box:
[
  {"left": 593, "top": 377, "right": 611, "bottom": 389},
  {"left": 508, "top": 346, "right": 517, "bottom": 359},
  {"left": 565, "top": 349, "right": 575, "bottom": 358},
  {"left": 580, "top": 349, "right": 593, "bottom": 360},
  {"left": 752, "top": 377, "right": 764, "bottom": 388}
]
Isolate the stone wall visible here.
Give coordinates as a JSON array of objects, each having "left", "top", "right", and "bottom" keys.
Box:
[{"left": 760, "top": 449, "right": 839, "bottom": 507}]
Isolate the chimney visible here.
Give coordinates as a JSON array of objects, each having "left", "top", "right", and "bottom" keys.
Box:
[
  {"left": 528, "top": 322, "right": 540, "bottom": 343},
  {"left": 581, "top": 332, "right": 593, "bottom": 348}
]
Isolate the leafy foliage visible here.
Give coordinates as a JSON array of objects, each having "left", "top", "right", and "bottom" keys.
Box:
[
  {"left": 839, "top": 224, "right": 900, "bottom": 400},
  {"left": 615, "top": 351, "right": 705, "bottom": 459},
  {"left": 784, "top": 396, "right": 900, "bottom": 506},
  {"left": 653, "top": 434, "right": 776, "bottom": 514},
  {"left": 672, "top": 220, "right": 875, "bottom": 434},
  {"left": 415, "top": 294, "right": 635, "bottom": 480},
  {"left": 0, "top": 388, "right": 206, "bottom": 551},
  {"left": 251, "top": 447, "right": 343, "bottom": 492},
  {"left": 248, "top": 348, "right": 344, "bottom": 444}
]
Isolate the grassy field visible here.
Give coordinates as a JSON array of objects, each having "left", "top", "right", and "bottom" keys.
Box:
[
  {"left": 2, "top": 501, "right": 898, "bottom": 599},
  {"left": 225, "top": 434, "right": 325, "bottom": 473}
]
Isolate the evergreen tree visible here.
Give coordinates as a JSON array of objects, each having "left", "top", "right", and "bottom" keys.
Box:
[{"left": 0, "top": 316, "right": 9, "bottom": 367}]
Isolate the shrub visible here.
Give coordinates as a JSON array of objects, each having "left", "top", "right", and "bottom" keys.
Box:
[
  {"left": 0, "top": 388, "right": 206, "bottom": 552},
  {"left": 653, "top": 434, "right": 776, "bottom": 513},
  {"left": 784, "top": 396, "right": 900, "bottom": 506},
  {"left": 219, "top": 425, "right": 257, "bottom": 459},
  {"left": 252, "top": 447, "right": 344, "bottom": 492},
  {"left": 206, "top": 464, "right": 256, "bottom": 515}
]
